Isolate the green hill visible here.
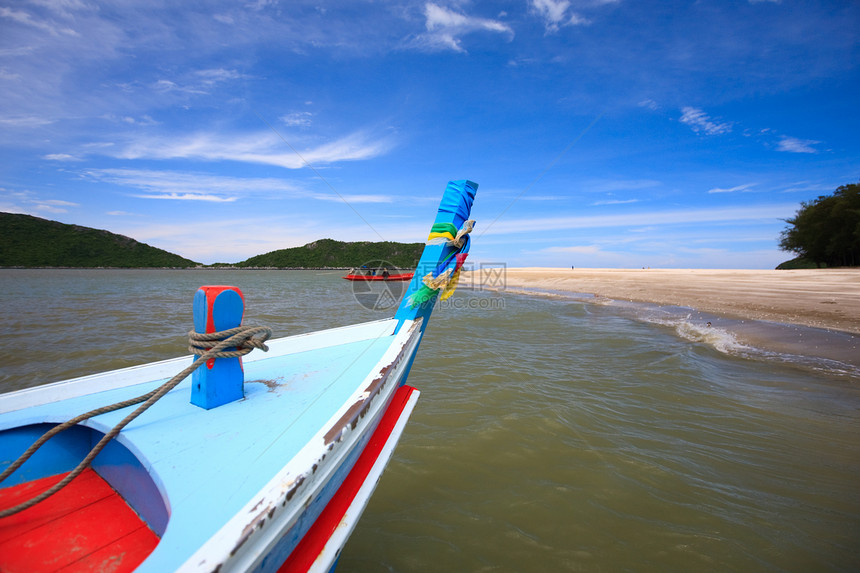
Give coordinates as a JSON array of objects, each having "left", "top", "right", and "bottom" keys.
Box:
[
  {"left": 235, "top": 238, "right": 424, "bottom": 269},
  {"left": 0, "top": 212, "right": 199, "bottom": 268}
]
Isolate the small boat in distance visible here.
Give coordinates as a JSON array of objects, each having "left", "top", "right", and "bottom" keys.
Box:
[
  {"left": 0, "top": 180, "right": 479, "bottom": 572},
  {"left": 342, "top": 267, "right": 414, "bottom": 281}
]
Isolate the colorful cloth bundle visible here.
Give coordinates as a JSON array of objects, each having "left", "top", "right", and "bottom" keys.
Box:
[{"left": 407, "top": 220, "right": 475, "bottom": 308}]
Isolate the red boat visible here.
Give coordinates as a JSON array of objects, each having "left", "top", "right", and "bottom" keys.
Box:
[{"left": 343, "top": 268, "right": 414, "bottom": 281}]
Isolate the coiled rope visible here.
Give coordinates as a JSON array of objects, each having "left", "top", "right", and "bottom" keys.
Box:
[{"left": 0, "top": 324, "right": 272, "bottom": 519}]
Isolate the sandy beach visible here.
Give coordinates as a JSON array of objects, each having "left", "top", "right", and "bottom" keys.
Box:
[{"left": 467, "top": 267, "right": 860, "bottom": 335}]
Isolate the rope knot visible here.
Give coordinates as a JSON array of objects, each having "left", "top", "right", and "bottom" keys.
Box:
[{"left": 188, "top": 325, "right": 273, "bottom": 358}]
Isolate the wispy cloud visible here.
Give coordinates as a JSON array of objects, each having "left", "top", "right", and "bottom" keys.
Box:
[
  {"left": 34, "top": 199, "right": 78, "bottom": 213},
  {"left": 522, "top": 195, "right": 568, "bottom": 201},
  {"left": 0, "top": 188, "right": 79, "bottom": 214},
  {"left": 586, "top": 179, "right": 662, "bottom": 193},
  {"left": 542, "top": 244, "right": 602, "bottom": 254},
  {"left": 81, "top": 168, "right": 301, "bottom": 202},
  {"left": 102, "top": 114, "right": 159, "bottom": 127},
  {"left": 0, "top": 6, "right": 78, "bottom": 37},
  {"left": 780, "top": 181, "right": 836, "bottom": 194},
  {"left": 482, "top": 204, "right": 797, "bottom": 235},
  {"left": 108, "top": 129, "right": 393, "bottom": 168},
  {"left": 80, "top": 168, "right": 396, "bottom": 205},
  {"left": 42, "top": 153, "right": 81, "bottom": 161},
  {"left": 0, "top": 116, "right": 54, "bottom": 128},
  {"left": 131, "top": 192, "right": 237, "bottom": 202},
  {"left": 592, "top": 198, "right": 639, "bottom": 205},
  {"left": 280, "top": 112, "right": 314, "bottom": 128},
  {"left": 312, "top": 193, "right": 392, "bottom": 204},
  {"left": 409, "top": 2, "right": 514, "bottom": 53},
  {"left": 777, "top": 136, "right": 819, "bottom": 154},
  {"left": 707, "top": 183, "right": 757, "bottom": 193},
  {"left": 194, "top": 68, "right": 246, "bottom": 86},
  {"left": 151, "top": 68, "right": 247, "bottom": 96},
  {"left": 530, "top": 0, "right": 590, "bottom": 33},
  {"left": 679, "top": 107, "right": 732, "bottom": 135},
  {"left": 113, "top": 216, "right": 325, "bottom": 263}
]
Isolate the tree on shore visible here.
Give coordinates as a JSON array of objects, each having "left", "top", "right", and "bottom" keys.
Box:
[{"left": 779, "top": 182, "right": 860, "bottom": 268}]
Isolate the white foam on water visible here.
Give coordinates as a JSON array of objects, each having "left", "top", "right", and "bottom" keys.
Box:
[
  {"left": 497, "top": 286, "right": 860, "bottom": 378},
  {"left": 652, "top": 315, "right": 751, "bottom": 356}
]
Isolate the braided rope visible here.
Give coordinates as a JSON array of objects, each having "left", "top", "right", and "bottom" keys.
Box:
[{"left": 0, "top": 324, "right": 272, "bottom": 519}]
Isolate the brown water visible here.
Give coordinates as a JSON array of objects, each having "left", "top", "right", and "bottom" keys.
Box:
[{"left": 1, "top": 269, "right": 858, "bottom": 571}]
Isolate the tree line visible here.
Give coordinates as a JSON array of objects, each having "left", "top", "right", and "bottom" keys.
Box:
[{"left": 779, "top": 182, "right": 859, "bottom": 268}]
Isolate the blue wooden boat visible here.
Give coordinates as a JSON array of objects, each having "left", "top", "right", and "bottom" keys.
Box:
[{"left": 0, "top": 180, "right": 478, "bottom": 572}]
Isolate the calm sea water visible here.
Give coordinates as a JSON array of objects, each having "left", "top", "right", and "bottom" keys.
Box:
[{"left": 1, "top": 269, "right": 859, "bottom": 572}]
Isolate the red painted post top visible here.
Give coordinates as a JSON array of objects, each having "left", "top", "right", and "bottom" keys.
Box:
[{"left": 190, "top": 286, "right": 245, "bottom": 410}]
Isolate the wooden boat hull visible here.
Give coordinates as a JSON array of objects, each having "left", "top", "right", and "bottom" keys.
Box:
[
  {"left": 0, "top": 179, "right": 479, "bottom": 572},
  {"left": 0, "top": 318, "right": 424, "bottom": 572}
]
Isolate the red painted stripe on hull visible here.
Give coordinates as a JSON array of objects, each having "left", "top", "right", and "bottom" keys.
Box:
[
  {"left": 278, "top": 385, "right": 416, "bottom": 572},
  {"left": 0, "top": 467, "right": 159, "bottom": 573}
]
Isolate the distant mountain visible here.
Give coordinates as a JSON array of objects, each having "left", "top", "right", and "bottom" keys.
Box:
[
  {"left": 0, "top": 212, "right": 426, "bottom": 269},
  {"left": 234, "top": 238, "right": 424, "bottom": 269},
  {"left": 0, "top": 212, "right": 199, "bottom": 268}
]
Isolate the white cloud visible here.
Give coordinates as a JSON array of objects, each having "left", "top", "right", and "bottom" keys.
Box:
[
  {"left": 707, "top": 183, "right": 757, "bottom": 194},
  {"left": 113, "top": 216, "right": 322, "bottom": 263},
  {"left": 777, "top": 136, "right": 819, "bottom": 154},
  {"left": 312, "top": 194, "right": 392, "bottom": 204},
  {"left": 103, "top": 114, "right": 158, "bottom": 126},
  {"left": 530, "top": 0, "right": 589, "bottom": 33},
  {"left": 36, "top": 199, "right": 78, "bottom": 212},
  {"left": 0, "top": 6, "right": 78, "bottom": 37},
  {"left": 0, "top": 67, "right": 21, "bottom": 81},
  {"left": 591, "top": 199, "right": 639, "bottom": 205},
  {"left": 522, "top": 195, "right": 568, "bottom": 201},
  {"left": 81, "top": 168, "right": 301, "bottom": 202},
  {"left": 80, "top": 168, "right": 395, "bottom": 205},
  {"left": 586, "top": 179, "right": 662, "bottom": 193},
  {"left": 0, "top": 116, "right": 54, "bottom": 127},
  {"left": 679, "top": 107, "right": 732, "bottom": 135},
  {"left": 411, "top": 2, "right": 514, "bottom": 53},
  {"left": 110, "top": 129, "right": 393, "bottom": 168},
  {"left": 543, "top": 245, "right": 602, "bottom": 254},
  {"left": 0, "top": 188, "right": 78, "bottom": 214},
  {"left": 42, "top": 153, "right": 81, "bottom": 161},
  {"left": 281, "top": 112, "right": 314, "bottom": 128},
  {"left": 480, "top": 204, "right": 797, "bottom": 235},
  {"left": 194, "top": 68, "right": 245, "bottom": 85},
  {"left": 130, "top": 192, "right": 238, "bottom": 202},
  {"left": 116, "top": 215, "right": 419, "bottom": 264},
  {"left": 212, "top": 13, "right": 234, "bottom": 25}
]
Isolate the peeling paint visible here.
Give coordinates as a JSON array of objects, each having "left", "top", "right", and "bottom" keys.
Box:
[
  {"left": 231, "top": 503, "right": 273, "bottom": 557},
  {"left": 322, "top": 340, "right": 408, "bottom": 446},
  {"left": 285, "top": 475, "right": 305, "bottom": 502}
]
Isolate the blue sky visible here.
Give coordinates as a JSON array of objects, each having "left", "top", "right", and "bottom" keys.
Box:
[{"left": 1, "top": 0, "right": 857, "bottom": 268}]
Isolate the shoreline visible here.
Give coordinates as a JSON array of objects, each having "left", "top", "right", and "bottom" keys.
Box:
[{"left": 465, "top": 267, "right": 860, "bottom": 336}]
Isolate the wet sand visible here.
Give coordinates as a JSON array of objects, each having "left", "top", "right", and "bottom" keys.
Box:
[{"left": 467, "top": 267, "right": 860, "bottom": 335}]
